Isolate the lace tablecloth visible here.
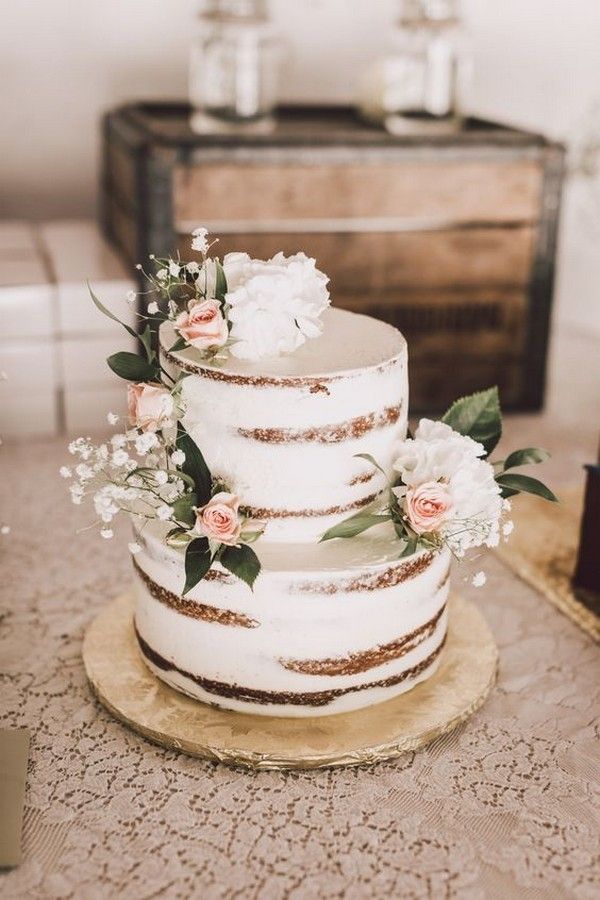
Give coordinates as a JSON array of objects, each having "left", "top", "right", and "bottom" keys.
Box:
[{"left": 2, "top": 391, "right": 600, "bottom": 898}]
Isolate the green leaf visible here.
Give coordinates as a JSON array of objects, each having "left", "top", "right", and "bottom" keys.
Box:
[
  {"left": 214, "top": 259, "right": 228, "bottom": 302},
  {"left": 399, "top": 536, "right": 418, "bottom": 558},
  {"left": 139, "top": 323, "right": 155, "bottom": 363},
  {"left": 502, "top": 447, "right": 550, "bottom": 471},
  {"left": 168, "top": 336, "right": 187, "bottom": 353},
  {"left": 320, "top": 512, "right": 392, "bottom": 542},
  {"left": 107, "top": 351, "right": 159, "bottom": 382},
  {"left": 88, "top": 282, "right": 138, "bottom": 340},
  {"left": 171, "top": 492, "right": 197, "bottom": 527},
  {"left": 220, "top": 544, "right": 261, "bottom": 590},
  {"left": 176, "top": 422, "right": 212, "bottom": 505},
  {"left": 441, "top": 387, "right": 502, "bottom": 456},
  {"left": 354, "top": 453, "right": 388, "bottom": 479},
  {"left": 495, "top": 473, "right": 558, "bottom": 502},
  {"left": 183, "top": 537, "right": 212, "bottom": 594}
]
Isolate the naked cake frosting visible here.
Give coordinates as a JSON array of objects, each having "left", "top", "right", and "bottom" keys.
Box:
[{"left": 65, "top": 232, "right": 553, "bottom": 719}]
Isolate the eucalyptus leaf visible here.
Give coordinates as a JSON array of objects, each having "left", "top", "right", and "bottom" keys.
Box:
[
  {"left": 214, "top": 259, "right": 228, "bottom": 302},
  {"left": 354, "top": 453, "right": 388, "bottom": 478},
  {"left": 183, "top": 537, "right": 212, "bottom": 595},
  {"left": 139, "top": 323, "right": 155, "bottom": 363},
  {"left": 320, "top": 512, "right": 391, "bottom": 542},
  {"left": 171, "top": 493, "right": 198, "bottom": 527},
  {"left": 168, "top": 336, "right": 187, "bottom": 353},
  {"left": 107, "top": 351, "right": 159, "bottom": 382},
  {"left": 399, "top": 537, "right": 418, "bottom": 558},
  {"left": 441, "top": 386, "right": 502, "bottom": 456},
  {"left": 176, "top": 423, "right": 212, "bottom": 505},
  {"left": 503, "top": 447, "right": 550, "bottom": 471},
  {"left": 495, "top": 473, "right": 558, "bottom": 502},
  {"left": 220, "top": 544, "right": 261, "bottom": 590},
  {"left": 88, "top": 282, "right": 138, "bottom": 340}
]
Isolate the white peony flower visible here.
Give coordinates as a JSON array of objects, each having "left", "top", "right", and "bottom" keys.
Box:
[{"left": 224, "top": 252, "right": 330, "bottom": 361}]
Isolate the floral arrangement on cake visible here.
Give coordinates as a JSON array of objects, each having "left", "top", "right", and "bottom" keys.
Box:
[
  {"left": 61, "top": 228, "right": 555, "bottom": 594},
  {"left": 61, "top": 229, "right": 331, "bottom": 594},
  {"left": 322, "top": 387, "right": 556, "bottom": 584}
]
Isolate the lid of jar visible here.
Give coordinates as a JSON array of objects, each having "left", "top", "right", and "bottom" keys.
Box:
[
  {"left": 399, "top": 0, "right": 460, "bottom": 25},
  {"left": 201, "top": 0, "right": 268, "bottom": 22}
]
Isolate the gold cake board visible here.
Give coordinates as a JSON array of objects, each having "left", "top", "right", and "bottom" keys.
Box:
[
  {"left": 83, "top": 592, "right": 498, "bottom": 771},
  {"left": 495, "top": 488, "right": 600, "bottom": 643}
]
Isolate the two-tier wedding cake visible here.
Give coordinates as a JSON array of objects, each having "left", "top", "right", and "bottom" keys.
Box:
[
  {"left": 132, "top": 308, "right": 451, "bottom": 716},
  {"left": 65, "top": 229, "right": 553, "bottom": 720}
]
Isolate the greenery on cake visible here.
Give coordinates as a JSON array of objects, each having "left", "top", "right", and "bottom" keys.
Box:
[{"left": 321, "top": 387, "right": 556, "bottom": 586}]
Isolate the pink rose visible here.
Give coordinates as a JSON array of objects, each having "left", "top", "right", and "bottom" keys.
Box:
[
  {"left": 194, "top": 492, "right": 241, "bottom": 546},
  {"left": 405, "top": 481, "right": 453, "bottom": 535},
  {"left": 127, "top": 383, "right": 174, "bottom": 433},
  {"left": 174, "top": 299, "right": 228, "bottom": 350}
]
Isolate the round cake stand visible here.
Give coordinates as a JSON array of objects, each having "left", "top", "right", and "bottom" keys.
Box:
[{"left": 83, "top": 592, "right": 498, "bottom": 771}]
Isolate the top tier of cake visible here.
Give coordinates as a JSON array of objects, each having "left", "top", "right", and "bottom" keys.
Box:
[{"left": 160, "top": 307, "right": 408, "bottom": 543}]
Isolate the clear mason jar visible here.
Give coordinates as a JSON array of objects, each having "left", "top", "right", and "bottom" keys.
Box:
[
  {"left": 189, "top": 0, "right": 282, "bottom": 132},
  {"left": 358, "top": 0, "right": 466, "bottom": 133}
]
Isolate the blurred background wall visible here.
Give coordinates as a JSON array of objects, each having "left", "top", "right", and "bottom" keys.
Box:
[{"left": 1, "top": 0, "right": 600, "bottom": 332}]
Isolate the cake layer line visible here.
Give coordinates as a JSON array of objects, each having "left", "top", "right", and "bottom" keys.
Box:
[
  {"left": 295, "top": 551, "right": 440, "bottom": 594},
  {"left": 135, "top": 623, "right": 446, "bottom": 708},
  {"left": 237, "top": 404, "right": 402, "bottom": 445},
  {"left": 241, "top": 493, "right": 379, "bottom": 520},
  {"left": 279, "top": 602, "right": 447, "bottom": 677},
  {"left": 133, "top": 558, "right": 258, "bottom": 629}
]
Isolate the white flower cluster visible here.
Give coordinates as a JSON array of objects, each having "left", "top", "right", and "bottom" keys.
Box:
[
  {"left": 62, "top": 429, "right": 188, "bottom": 539},
  {"left": 393, "top": 419, "right": 509, "bottom": 557},
  {"left": 222, "top": 251, "right": 331, "bottom": 361}
]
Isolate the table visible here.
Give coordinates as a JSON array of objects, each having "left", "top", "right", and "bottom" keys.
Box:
[{"left": 1, "top": 326, "right": 599, "bottom": 899}]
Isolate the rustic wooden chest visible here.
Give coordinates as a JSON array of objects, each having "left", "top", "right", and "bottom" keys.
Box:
[{"left": 101, "top": 102, "right": 565, "bottom": 412}]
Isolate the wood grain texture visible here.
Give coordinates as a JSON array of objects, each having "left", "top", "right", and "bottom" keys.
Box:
[
  {"left": 176, "top": 227, "right": 535, "bottom": 288},
  {"left": 173, "top": 160, "right": 542, "bottom": 224}
]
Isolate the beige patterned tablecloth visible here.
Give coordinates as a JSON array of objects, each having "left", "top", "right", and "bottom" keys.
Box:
[{"left": 1, "top": 326, "right": 600, "bottom": 899}]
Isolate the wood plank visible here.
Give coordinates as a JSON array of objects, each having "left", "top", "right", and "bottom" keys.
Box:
[
  {"left": 173, "top": 160, "right": 542, "bottom": 224},
  {"left": 176, "top": 227, "right": 535, "bottom": 288}
]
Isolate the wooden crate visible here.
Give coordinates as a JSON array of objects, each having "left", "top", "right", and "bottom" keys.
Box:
[{"left": 101, "top": 103, "right": 565, "bottom": 412}]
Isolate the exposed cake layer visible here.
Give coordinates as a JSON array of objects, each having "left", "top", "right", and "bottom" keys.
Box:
[
  {"left": 160, "top": 308, "right": 408, "bottom": 542},
  {"left": 132, "top": 521, "right": 451, "bottom": 717}
]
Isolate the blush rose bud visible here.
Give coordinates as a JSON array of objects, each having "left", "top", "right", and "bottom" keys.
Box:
[
  {"left": 175, "top": 299, "right": 228, "bottom": 351},
  {"left": 405, "top": 481, "right": 453, "bottom": 535},
  {"left": 127, "top": 383, "right": 174, "bottom": 433},
  {"left": 193, "top": 492, "right": 242, "bottom": 546}
]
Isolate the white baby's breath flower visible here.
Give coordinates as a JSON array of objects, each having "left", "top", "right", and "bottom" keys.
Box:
[
  {"left": 156, "top": 268, "right": 168, "bottom": 281},
  {"left": 135, "top": 432, "right": 159, "bottom": 455},
  {"left": 1, "top": 525, "right": 11, "bottom": 535},
  {"left": 111, "top": 449, "right": 130, "bottom": 467},
  {"left": 154, "top": 470, "right": 169, "bottom": 486},
  {"left": 100, "top": 528, "right": 114, "bottom": 540},
  {"left": 128, "top": 541, "right": 142, "bottom": 554},
  {"left": 502, "top": 520, "right": 514, "bottom": 537},
  {"left": 147, "top": 301, "right": 159, "bottom": 314},
  {"left": 135, "top": 263, "right": 142, "bottom": 270},
  {"left": 111, "top": 433, "right": 127, "bottom": 449},
  {"left": 171, "top": 449, "right": 185, "bottom": 466},
  {"left": 156, "top": 504, "right": 174, "bottom": 521},
  {"left": 472, "top": 571, "right": 487, "bottom": 588},
  {"left": 186, "top": 261, "right": 200, "bottom": 275},
  {"left": 126, "top": 290, "right": 136, "bottom": 304},
  {"left": 59, "top": 466, "right": 71, "bottom": 478},
  {"left": 70, "top": 493, "right": 83, "bottom": 505},
  {"left": 75, "top": 463, "right": 94, "bottom": 481},
  {"left": 168, "top": 261, "right": 181, "bottom": 277},
  {"left": 107, "top": 412, "right": 119, "bottom": 425},
  {"left": 149, "top": 254, "right": 155, "bottom": 260},
  {"left": 191, "top": 227, "right": 209, "bottom": 254}
]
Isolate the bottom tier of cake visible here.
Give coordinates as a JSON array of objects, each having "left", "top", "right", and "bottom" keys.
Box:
[{"left": 131, "top": 521, "right": 451, "bottom": 718}]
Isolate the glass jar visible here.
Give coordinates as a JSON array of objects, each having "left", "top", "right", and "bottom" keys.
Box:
[
  {"left": 189, "top": 0, "right": 282, "bottom": 133},
  {"left": 358, "top": 0, "right": 465, "bottom": 134}
]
